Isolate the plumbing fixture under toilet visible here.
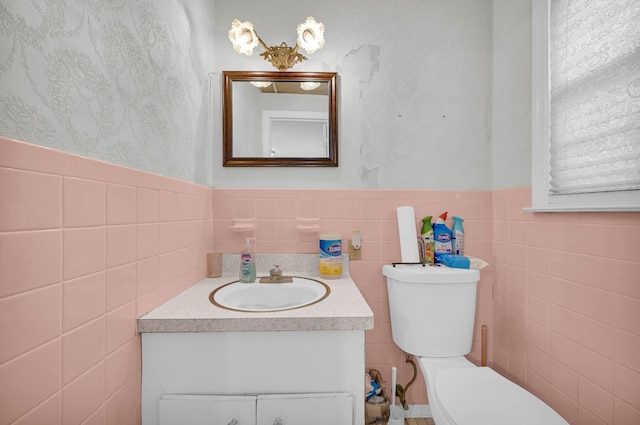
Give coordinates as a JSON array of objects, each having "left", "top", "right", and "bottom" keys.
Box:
[{"left": 383, "top": 264, "right": 569, "bottom": 425}]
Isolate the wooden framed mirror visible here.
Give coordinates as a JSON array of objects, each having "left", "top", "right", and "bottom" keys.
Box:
[{"left": 223, "top": 71, "right": 338, "bottom": 167}]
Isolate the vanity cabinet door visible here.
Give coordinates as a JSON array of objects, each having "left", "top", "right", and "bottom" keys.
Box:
[
  {"left": 159, "top": 395, "right": 256, "bottom": 425},
  {"left": 256, "top": 393, "right": 353, "bottom": 425}
]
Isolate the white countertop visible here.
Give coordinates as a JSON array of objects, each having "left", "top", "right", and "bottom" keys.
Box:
[{"left": 137, "top": 260, "right": 374, "bottom": 333}]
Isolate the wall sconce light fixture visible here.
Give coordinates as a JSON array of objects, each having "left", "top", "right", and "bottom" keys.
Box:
[{"left": 228, "top": 17, "right": 325, "bottom": 71}]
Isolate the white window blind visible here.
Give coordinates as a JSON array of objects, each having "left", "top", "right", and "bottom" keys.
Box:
[{"left": 530, "top": 0, "right": 640, "bottom": 211}]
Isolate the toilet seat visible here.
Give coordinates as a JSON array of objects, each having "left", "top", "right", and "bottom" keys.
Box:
[{"left": 434, "top": 367, "right": 568, "bottom": 425}]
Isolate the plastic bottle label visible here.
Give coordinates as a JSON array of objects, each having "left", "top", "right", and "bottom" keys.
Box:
[{"left": 319, "top": 238, "right": 342, "bottom": 278}]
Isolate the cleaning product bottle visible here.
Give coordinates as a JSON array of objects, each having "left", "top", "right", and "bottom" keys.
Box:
[
  {"left": 239, "top": 238, "right": 256, "bottom": 283},
  {"left": 452, "top": 216, "right": 465, "bottom": 255},
  {"left": 433, "top": 212, "right": 452, "bottom": 263},
  {"left": 319, "top": 233, "right": 342, "bottom": 279},
  {"left": 420, "top": 216, "right": 434, "bottom": 264}
]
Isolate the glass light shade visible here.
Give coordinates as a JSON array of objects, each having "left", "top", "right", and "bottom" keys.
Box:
[
  {"left": 300, "top": 82, "right": 321, "bottom": 91},
  {"left": 296, "top": 16, "right": 325, "bottom": 54},
  {"left": 228, "top": 19, "right": 259, "bottom": 56},
  {"left": 250, "top": 81, "right": 272, "bottom": 88}
]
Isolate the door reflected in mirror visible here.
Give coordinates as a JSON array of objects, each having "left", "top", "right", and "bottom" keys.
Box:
[{"left": 223, "top": 71, "right": 338, "bottom": 167}]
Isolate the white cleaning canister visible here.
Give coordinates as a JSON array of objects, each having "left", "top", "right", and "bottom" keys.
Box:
[{"left": 319, "top": 233, "right": 342, "bottom": 279}]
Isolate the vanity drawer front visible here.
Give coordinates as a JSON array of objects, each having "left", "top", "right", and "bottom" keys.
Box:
[
  {"left": 257, "top": 392, "right": 353, "bottom": 425},
  {"left": 159, "top": 394, "right": 256, "bottom": 425}
]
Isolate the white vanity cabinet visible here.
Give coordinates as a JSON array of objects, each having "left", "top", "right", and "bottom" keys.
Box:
[
  {"left": 159, "top": 393, "right": 353, "bottom": 425},
  {"left": 138, "top": 271, "right": 374, "bottom": 425},
  {"left": 160, "top": 395, "right": 256, "bottom": 425}
]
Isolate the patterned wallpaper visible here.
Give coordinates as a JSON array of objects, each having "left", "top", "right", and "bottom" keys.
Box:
[{"left": 0, "top": 0, "right": 210, "bottom": 184}]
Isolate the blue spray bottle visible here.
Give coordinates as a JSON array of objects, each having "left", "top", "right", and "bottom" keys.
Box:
[
  {"left": 452, "top": 216, "right": 465, "bottom": 255},
  {"left": 433, "top": 212, "right": 452, "bottom": 263}
]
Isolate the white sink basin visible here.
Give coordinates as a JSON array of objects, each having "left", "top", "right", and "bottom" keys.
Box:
[{"left": 209, "top": 277, "right": 330, "bottom": 312}]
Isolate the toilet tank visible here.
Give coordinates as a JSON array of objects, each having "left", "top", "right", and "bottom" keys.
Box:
[{"left": 382, "top": 264, "right": 480, "bottom": 357}]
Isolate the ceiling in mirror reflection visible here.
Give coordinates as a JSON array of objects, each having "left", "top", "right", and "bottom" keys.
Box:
[{"left": 253, "top": 81, "right": 328, "bottom": 95}]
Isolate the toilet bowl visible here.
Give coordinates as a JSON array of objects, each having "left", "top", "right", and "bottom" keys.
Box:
[{"left": 383, "top": 264, "right": 568, "bottom": 425}]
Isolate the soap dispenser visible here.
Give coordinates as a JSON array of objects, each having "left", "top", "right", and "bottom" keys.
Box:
[{"left": 239, "top": 238, "right": 256, "bottom": 283}]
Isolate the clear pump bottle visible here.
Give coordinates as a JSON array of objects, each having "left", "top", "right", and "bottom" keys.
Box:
[{"left": 239, "top": 238, "right": 256, "bottom": 283}]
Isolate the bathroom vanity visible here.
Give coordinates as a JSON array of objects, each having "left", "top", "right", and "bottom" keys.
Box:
[{"left": 137, "top": 257, "right": 373, "bottom": 425}]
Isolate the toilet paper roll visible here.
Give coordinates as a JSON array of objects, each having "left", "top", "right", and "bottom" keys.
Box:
[{"left": 397, "top": 206, "right": 419, "bottom": 263}]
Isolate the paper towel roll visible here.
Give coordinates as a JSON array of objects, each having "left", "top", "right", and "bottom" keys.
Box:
[{"left": 397, "top": 206, "right": 419, "bottom": 262}]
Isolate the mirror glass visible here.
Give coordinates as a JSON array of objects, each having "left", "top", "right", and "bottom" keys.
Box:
[{"left": 223, "top": 71, "right": 338, "bottom": 167}]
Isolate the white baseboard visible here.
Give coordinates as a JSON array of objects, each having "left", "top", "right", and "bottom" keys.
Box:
[{"left": 402, "top": 404, "right": 432, "bottom": 418}]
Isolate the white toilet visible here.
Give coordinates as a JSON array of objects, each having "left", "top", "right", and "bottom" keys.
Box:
[{"left": 383, "top": 264, "right": 569, "bottom": 425}]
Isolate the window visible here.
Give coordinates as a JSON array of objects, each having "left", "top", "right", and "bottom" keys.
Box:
[{"left": 530, "top": 0, "right": 640, "bottom": 211}]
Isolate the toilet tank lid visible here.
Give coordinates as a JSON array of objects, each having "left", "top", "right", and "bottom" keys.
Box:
[
  {"left": 382, "top": 264, "right": 479, "bottom": 284},
  {"left": 435, "top": 367, "right": 569, "bottom": 425}
]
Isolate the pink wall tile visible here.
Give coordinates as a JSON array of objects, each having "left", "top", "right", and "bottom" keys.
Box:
[
  {"left": 550, "top": 331, "right": 578, "bottom": 370},
  {"left": 62, "top": 361, "right": 105, "bottom": 425},
  {"left": 12, "top": 393, "right": 61, "bottom": 425},
  {"left": 579, "top": 316, "right": 614, "bottom": 358},
  {"left": 550, "top": 358, "right": 578, "bottom": 399},
  {"left": 0, "top": 339, "right": 61, "bottom": 425},
  {"left": 105, "top": 376, "right": 141, "bottom": 425},
  {"left": 105, "top": 339, "right": 140, "bottom": 398},
  {"left": 0, "top": 230, "right": 61, "bottom": 298},
  {"left": 106, "top": 264, "right": 136, "bottom": 312},
  {"left": 614, "top": 363, "right": 640, "bottom": 409},
  {"left": 0, "top": 138, "right": 211, "bottom": 425},
  {"left": 106, "top": 225, "right": 137, "bottom": 268},
  {"left": 613, "top": 398, "right": 640, "bottom": 425},
  {"left": 612, "top": 294, "right": 640, "bottom": 337},
  {"left": 549, "top": 385, "right": 578, "bottom": 424},
  {"left": 492, "top": 186, "right": 640, "bottom": 424},
  {"left": 578, "top": 345, "right": 613, "bottom": 392},
  {"left": 0, "top": 136, "right": 74, "bottom": 175},
  {"left": 0, "top": 168, "right": 61, "bottom": 231},
  {"left": 3, "top": 136, "right": 640, "bottom": 425},
  {"left": 136, "top": 257, "right": 160, "bottom": 298},
  {"left": 578, "top": 376, "right": 613, "bottom": 424},
  {"left": 136, "top": 188, "right": 159, "bottom": 223},
  {"left": 62, "top": 317, "right": 105, "bottom": 385},
  {"left": 614, "top": 224, "right": 640, "bottom": 263},
  {"left": 158, "top": 191, "right": 178, "bottom": 222},
  {"left": 137, "top": 223, "right": 159, "bottom": 260},
  {"left": 614, "top": 329, "right": 640, "bottom": 374},
  {"left": 105, "top": 301, "right": 136, "bottom": 355},
  {"left": 107, "top": 184, "right": 136, "bottom": 225},
  {"left": 63, "top": 177, "right": 105, "bottom": 228},
  {"left": 0, "top": 285, "right": 61, "bottom": 364},
  {"left": 63, "top": 228, "right": 105, "bottom": 280},
  {"left": 613, "top": 259, "right": 640, "bottom": 299},
  {"left": 62, "top": 273, "right": 105, "bottom": 333},
  {"left": 82, "top": 406, "right": 106, "bottom": 425}
]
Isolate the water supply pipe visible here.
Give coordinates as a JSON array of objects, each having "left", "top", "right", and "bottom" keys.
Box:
[
  {"left": 395, "top": 354, "right": 417, "bottom": 410},
  {"left": 481, "top": 324, "right": 488, "bottom": 367}
]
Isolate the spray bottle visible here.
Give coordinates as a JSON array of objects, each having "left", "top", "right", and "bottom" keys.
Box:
[
  {"left": 452, "top": 216, "right": 465, "bottom": 255},
  {"left": 420, "top": 216, "right": 434, "bottom": 264},
  {"left": 239, "top": 238, "right": 256, "bottom": 283},
  {"left": 433, "top": 212, "right": 452, "bottom": 263}
]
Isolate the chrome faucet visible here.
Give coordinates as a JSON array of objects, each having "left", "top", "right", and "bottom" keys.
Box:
[
  {"left": 269, "top": 265, "right": 283, "bottom": 278},
  {"left": 258, "top": 265, "right": 293, "bottom": 283}
]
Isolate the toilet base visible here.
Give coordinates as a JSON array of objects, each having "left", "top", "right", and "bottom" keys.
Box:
[
  {"left": 417, "top": 356, "right": 474, "bottom": 425},
  {"left": 417, "top": 356, "right": 569, "bottom": 425}
]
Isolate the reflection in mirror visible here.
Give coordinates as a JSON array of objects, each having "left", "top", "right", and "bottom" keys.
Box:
[{"left": 223, "top": 71, "right": 338, "bottom": 167}]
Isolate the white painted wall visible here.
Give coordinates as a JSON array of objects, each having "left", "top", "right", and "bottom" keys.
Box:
[
  {"left": 212, "top": 0, "right": 495, "bottom": 189},
  {"left": 0, "top": 0, "right": 533, "bottom": 190},
  {"left": 492, "top": 0, "right": 533, "bottom": 189}
]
